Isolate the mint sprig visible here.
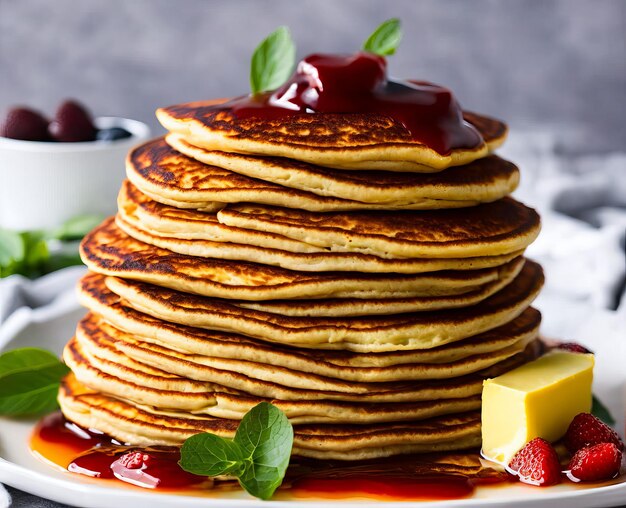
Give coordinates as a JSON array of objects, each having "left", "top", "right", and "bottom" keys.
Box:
[
  {"left": 0, "top": 213, "right": 102, "bottom": 279},
  {"left": 250, "top": 26, "right": 296, "bottom": 95},
  {"left": 180, "top": 402, "right": 293, "bottom": 500},
  {"left": 362, "top": 18, "right": 402, "bottom": 56},
  {"left": 0, "top": 348, "right": 69, "bottom": 416}
]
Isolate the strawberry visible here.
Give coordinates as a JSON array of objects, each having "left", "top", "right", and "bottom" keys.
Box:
[
  {"left": 508, "top": 437, "right": 561, "bottom": 486},
  {"left": 48, "top": 99, "right": 96, "bottom": 142},
  {"left": 0, "top": 107, "right": 50, "bottom": 141},
  {"left": 567, "top": 443, "right": 622, "bottom": 482},
  {"left": 557, "top": 342, "right": 593, "bottom": 354},
  {"left": 564, "top": 413, "right": 624, "bottom": 454}
]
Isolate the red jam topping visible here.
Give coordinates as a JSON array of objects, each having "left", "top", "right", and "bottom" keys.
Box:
[{"left": 214, "top": 52, "right": 482, "bottom": 154}]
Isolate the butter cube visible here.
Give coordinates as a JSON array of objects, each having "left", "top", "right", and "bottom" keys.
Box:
[{"left": 482, "top": 351, "right": 594, "bottom": 464}]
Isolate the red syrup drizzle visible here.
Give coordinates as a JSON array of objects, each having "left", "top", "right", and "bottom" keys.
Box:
[
  {"left": 30, "top": 412, "right": 208, "bottom": 490},
  {"left": 31, "top": 412, "right": 511, "bottom": 500},
  {"left": 284, "top": 455, "right": 512, "bottom": 501},
  {"left": 199, "top": 52, "right": 483, "bottom": 155},
  {"left": 290, "top": 475, "right": 474, "bottom": 500}
]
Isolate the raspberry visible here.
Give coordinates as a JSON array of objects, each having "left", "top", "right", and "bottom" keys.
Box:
[
  {"left": 564, "top": 413, "right": 624, "bottom": 454},
  {"left": 557, "top": 342, "right": 594, "bottom": 355},
  {"left": 508, "top": 437, "right": 561, "bottom": 486},
  {"left": 48, "top": 99, "right": 96, "bottom": 142},
  {"left": 568, "top": 443, "right": 622, "bottom": 482},
  {"left": 0, "top": 107, "right": 50, "bottom": 141}
]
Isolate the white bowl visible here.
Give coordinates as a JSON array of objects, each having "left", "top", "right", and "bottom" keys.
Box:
[{"left": 0, "top": 117, "right": 150, "bottom": 231}]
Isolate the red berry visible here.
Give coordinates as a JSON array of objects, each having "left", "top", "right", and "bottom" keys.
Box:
[
  {"left": 557, "top": 342, "right": 594, "bottom": 354},
  {"left": 48, "top": 99, "right": 96, "bottom": 142},
  {"left": 0, "top": 107, "right": 50, "bottom": 141},
  {"left": 564, "top": 413, "right": 624, "bottom": 454},
  {"left": 508, "top": 437, "right": 562, "bottom": 486},
  {"left": 568, "top": 443, "right": 622, "bottom": 482}
]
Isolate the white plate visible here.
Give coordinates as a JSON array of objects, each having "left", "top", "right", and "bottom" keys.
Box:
[{"left": 1, "top": 305, "right": 625, "bottom": 508}]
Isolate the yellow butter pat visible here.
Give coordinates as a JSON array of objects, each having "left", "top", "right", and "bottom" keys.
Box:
[{"left": 481, "top": 350, "right": 594, "bottom": 464}]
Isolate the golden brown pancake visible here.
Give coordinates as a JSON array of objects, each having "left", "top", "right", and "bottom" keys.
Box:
[
  {"left": 117, "top": 213, "right": 525, "bottom": 313},
  {"left": 157, "top": 100, "right": 507, "bottom": 172},
  {"left": 127, "top": 138, "right": 491, "bottom": 212},
  {"left": 217, "top": 197, "right": 541, "bottom": 259},
  {"left": 166, "top": 133, "right": 519, "bottom": 205},
  {"left": 118, "top": 179, "right": 526, "bottom": 274},
  {"left": 76, "top": 311, "right": 538, "bottom": 391},
  {"left": 74, "top": 289, "right": 541, "bottom": 381},
  {"left": 81, "top": 219, "right": 512, "bottom": 302},
  {"left": 59, "top": 375, "right": 484, "bottom": 459},
  {"left": 66, "top": 334, "right": 492, "bottom": 424},
  {"left": 78, "top": 261, "right": 544, "bottom": 351}
]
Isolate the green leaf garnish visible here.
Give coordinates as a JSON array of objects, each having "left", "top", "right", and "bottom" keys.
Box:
[
  {"left": 250, "top": 26, "right": 296, "bottom": 95},
  {"left": 0, "top": 348, "right": 69, "bottom": 417},
  {"left": 0, "top": 229, "right": 24, "bottom": 264},
  {"left": 180, "top": 433, "right": 244, "bottom": 477},
  {"left": 362, "top": 18, "right": 402, "bottom": 56},
  {"left": 592, "top": 394, "right": 616, "bottom": 426},
  {"left": 180, "top": 402, "right": 293, "bottom": 500},
  {"left": 0, "top": 213, "right": 99, "bottom": 279}
]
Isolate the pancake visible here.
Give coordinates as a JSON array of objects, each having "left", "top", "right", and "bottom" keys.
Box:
[
  {"left": 65, "top": 335, "right": 483, "bottom": 424},
  {"left": 76, "top": 312, "right": 539, "bottom": 392},
  {"left": 75, "top": 286, "right": 541, "bottom": 381},
  {"left": 117, "top": 215, "right": 525, "bottom": 313},
  {"left": 118, "top": 180, "right": 525, "bottom": 274},
  {"left": 127, "top": 138, "right": 489, "bottom": 212},
  {"left": 79, "top": 261, "right": 543, "bottom": 352},
  {"left": 59, "top": 375, "right": 483, "bottom": 460},
  {"left": 217, "top": 197, "right": 541, "bottom": 259},
  {"left": 118, "top": 212, "right": 526, "bottom": 280},
  {"left": 81, "top": 219, "right": 510, "bottom": 302},
  {"left": 166, "top": 133, "right": 519, "bottom": 205},
  {"left": 220, "top": 258, "right": 523, "bottom": 317},
  {"left": 157, "top": 99, "right": 507, "bottom": 172},
  {"left": 66, "top": 326, "right": 539, "bottom": 425}
]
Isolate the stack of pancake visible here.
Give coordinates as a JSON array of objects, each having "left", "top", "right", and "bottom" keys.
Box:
[{"left": 58, "top": 99, "right": 543, "bottom": 460}]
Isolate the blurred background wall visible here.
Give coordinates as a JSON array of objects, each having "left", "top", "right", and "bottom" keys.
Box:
[{"left": 1, "top": 0, "right": 624, "bottom": 153}]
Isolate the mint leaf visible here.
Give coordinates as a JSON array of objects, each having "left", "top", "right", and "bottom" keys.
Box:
[
  {"left": 0, "top": 348, "right": 69, "bottom": 416},
  {"left": 592, "top": 395, "right": 616, "bottom": 426},
  {"left": 53, "top": 214, "right": 103, "bottom": 241},
  {"left": 20, "top": 231, "right": 49, "bottom": 276},
  {"left": 0, "top": 348, "right": 62, "bottom": 375},
  {"left": 0, "top": 229, "right": 24, "bottom": 276},
  {"left": 250, "top": 26, "right": 296, "bottom": 95},
  {"left": 0, "top": 214, "right": 93, "bottom": 279},
  {"left": 362, "top": 18, "right": 402, "bottom": 56},
  {"left": 180, "top": 432, "right": 244, "bottom": 476},
  {"left": 234, "top": 402, "right": 293, "bottom": 500},
  {"left": 179, "top": 402, "right": 293, "bottom": 500}
]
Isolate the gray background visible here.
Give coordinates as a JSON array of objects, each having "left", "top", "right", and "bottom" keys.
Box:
[{"left": 1, "top": 0, "right": 625, "bottom": 153}]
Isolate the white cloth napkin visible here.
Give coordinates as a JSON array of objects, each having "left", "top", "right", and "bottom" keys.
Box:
[{"left": 0, "top": 131, "right": 624, "bottom": 507}]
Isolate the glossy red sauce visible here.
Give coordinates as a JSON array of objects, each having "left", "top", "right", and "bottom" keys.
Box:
[
  {"left": 30, "top": 412, "right": 209, "bottom": 490},
  {"left": 210, "top": 52, "right": 482, "bottom": 154},
  {"left": 31, "top": 412, "right": 512, "bottom": 500},
  {"left": 291, "top": 475, "right": 474, "bottom": 500}
]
